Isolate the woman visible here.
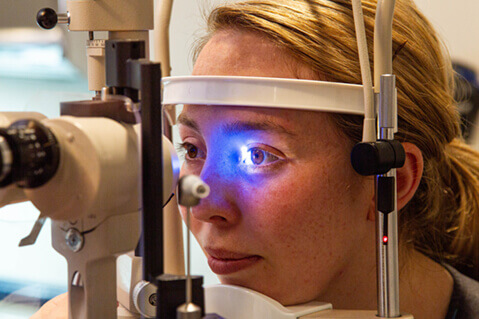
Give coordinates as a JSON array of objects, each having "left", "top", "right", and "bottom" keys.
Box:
[
  {"left": 178, "top": 0, "right": 479, "bottom": 317},
  {"left": 34, "top": 0, "right": 479, "bottom": 318}
]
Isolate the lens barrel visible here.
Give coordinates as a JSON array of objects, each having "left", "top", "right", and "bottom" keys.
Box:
[{"left": 0, "top": 120, "right": 60, "bottom": 188}]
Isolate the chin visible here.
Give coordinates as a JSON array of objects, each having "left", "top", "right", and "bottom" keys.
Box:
[{"left": 218, "top": 275, "right": 314, "bottom": 306}]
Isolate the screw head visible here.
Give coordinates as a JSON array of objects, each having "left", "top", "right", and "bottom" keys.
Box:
[
  {"left": 65, "top": 228, "right": 83, "bottom": 252},
  {"left": 149, "top": 293, "right": 157, "bottom": 306}
]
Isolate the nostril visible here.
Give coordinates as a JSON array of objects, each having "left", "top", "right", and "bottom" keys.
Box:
[{"left": 210, "top": 216, "right": 227, "bottom": 222}]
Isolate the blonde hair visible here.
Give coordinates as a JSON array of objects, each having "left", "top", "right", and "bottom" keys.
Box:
[{"left": 194, "top": 0, "right": 479, "bottom": 278}]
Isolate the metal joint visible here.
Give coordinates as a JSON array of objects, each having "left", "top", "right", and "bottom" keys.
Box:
[{"left": 57, "top": 12, "right": 70, "bottom": 25}]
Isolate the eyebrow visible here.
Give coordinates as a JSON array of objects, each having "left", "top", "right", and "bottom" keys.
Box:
[
  {"left": 177, "top": 113, "right": 296, "bottom": 137},
  {"left": 177, "top": 113, "right": 201, "bottom": 132}
]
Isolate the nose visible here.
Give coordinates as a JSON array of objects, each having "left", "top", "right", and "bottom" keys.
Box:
[{"left": 189, "top": 160, "right": 242, "bottom": 226}]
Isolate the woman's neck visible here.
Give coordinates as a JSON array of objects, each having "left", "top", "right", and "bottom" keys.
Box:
[
  {"left": 318, "top": 247, "right": 453, "bottom": 319},
  {"left": 399, "top": 249, "right": 453, "bottom": 319}
]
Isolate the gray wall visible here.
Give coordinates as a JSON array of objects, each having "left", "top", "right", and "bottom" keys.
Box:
[
  {"left": 0, "top": 0, "right": 57, "bottom": 28},
  {"left": 415, "top": 0, "right": 479, "bottom": 74}
]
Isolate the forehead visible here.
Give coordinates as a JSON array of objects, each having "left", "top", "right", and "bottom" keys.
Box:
[
  {"left": 180, "top": 104, "right": 302, "bottom": 133},
  {"left": 193, "top": 29, "right": 317, "bottom": 79}
]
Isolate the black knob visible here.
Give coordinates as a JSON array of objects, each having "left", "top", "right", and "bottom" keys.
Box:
[
  {"left": 36, "top": 8, "right": 58, "bottom": 30},
  {"left": 350, "top": 140, "right": 405, "bottom": 176}
]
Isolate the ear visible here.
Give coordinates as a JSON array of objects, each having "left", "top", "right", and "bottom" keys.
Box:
[
  {"left": 397, "top": 142, "right": 424, "bottom": 210},
  {"left": 367, "top": 142, "right": 423, "bottom": 221}
]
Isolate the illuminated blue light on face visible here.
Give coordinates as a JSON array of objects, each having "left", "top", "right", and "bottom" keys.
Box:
[
  {"left": 240, "top": 146, "right": 252, "bottom": 165},
  {"left": 206, "top": 129, "right": 278, "bottom": 181}
]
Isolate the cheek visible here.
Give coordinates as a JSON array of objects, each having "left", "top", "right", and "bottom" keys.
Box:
[
  {"left": 180, "top": 160, "right": 201, "bottom": 177},
  {"left": 238, "top": 158, "right": 369, "bottom": 257},
  {"left": 236, "top": 172, "right": 325, "bottom": 248}
]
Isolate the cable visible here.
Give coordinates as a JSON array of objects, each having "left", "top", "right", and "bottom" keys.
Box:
[{"left": 351, "top": 0, "right": 376, "bottom": 143}]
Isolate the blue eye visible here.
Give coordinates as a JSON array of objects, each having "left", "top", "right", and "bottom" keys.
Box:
[{"left": 241, "top": 146, "right": 279, "bottom": 166}]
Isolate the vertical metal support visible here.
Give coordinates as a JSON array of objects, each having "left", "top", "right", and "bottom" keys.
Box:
[
  {"left": 186, "top": 207, "right": 192, "bottom": 305},
  {"left": 127, "top": 58, "right": 164, "bottom": 283},
  {"left": 126, "top": 50, "right": 203, "bottom": 319},
  {"left": 376, "top": 74, "right": 400, "bottom": 318}
]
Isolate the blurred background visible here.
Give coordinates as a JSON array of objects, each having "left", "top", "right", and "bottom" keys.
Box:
[{"left": 0, "top": 0, "right": 478, "bottom": 317}]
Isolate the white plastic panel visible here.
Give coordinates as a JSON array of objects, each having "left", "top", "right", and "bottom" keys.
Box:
[
  {"left": 162, "top": 76, "right": 365, "bottom": 118},
  {"left": 205, "top": 284, "right": 332, "bottom": 319}
]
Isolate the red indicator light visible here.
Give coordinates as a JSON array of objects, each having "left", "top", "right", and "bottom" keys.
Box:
[{"left": 382, "top": 236, "right": 388, "bottom": 244}]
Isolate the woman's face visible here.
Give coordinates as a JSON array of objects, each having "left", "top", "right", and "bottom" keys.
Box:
[{"left": 178, "top": 29, "right": 375, "bottom": 305}]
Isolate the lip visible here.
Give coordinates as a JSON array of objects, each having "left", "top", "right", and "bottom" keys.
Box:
[{"left": 205, "top": 248, "right": 262, "bottom": 275}]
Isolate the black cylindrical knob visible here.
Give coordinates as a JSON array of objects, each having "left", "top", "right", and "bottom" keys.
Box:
[
  {"left": 36, "top": 8, "right": 58, "bottom": 30},
  {"left": 350, "top": 140, "right": 405, "bottom": 176}
]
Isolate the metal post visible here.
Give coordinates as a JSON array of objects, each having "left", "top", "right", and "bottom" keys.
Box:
[{"left": 376, "top": 74, "right": 400, "bottom": 317}]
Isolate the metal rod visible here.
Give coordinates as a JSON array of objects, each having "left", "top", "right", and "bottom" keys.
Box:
[
  {"left": 57, "top": 13, "right": 70, "bottom": 25},
  {"left": 377, "top": 74, "right": 400, "bottom": 317},
  {"left": 374, "top": 0, "right": 396, "bottom": 93},
  {"left": 376, "top": 167, "right": 400, "bottom": 317},
  {"left": 373, "top": 6, "right": 399, "bottom": 315},
  {"left": 186, "top": 206, "right": 192, "bottom": 304}
]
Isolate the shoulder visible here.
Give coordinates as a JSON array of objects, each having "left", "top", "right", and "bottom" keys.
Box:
[
  {"left": 30, "top": 293, "right": 68, "bottom": 319},
  {"left": 444, "top": 264, "right": 479, "bottom": 319}
]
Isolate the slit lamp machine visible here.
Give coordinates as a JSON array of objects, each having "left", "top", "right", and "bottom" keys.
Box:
[{"left": 0, "top": 0, "right": 414, "bottom": 318}]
